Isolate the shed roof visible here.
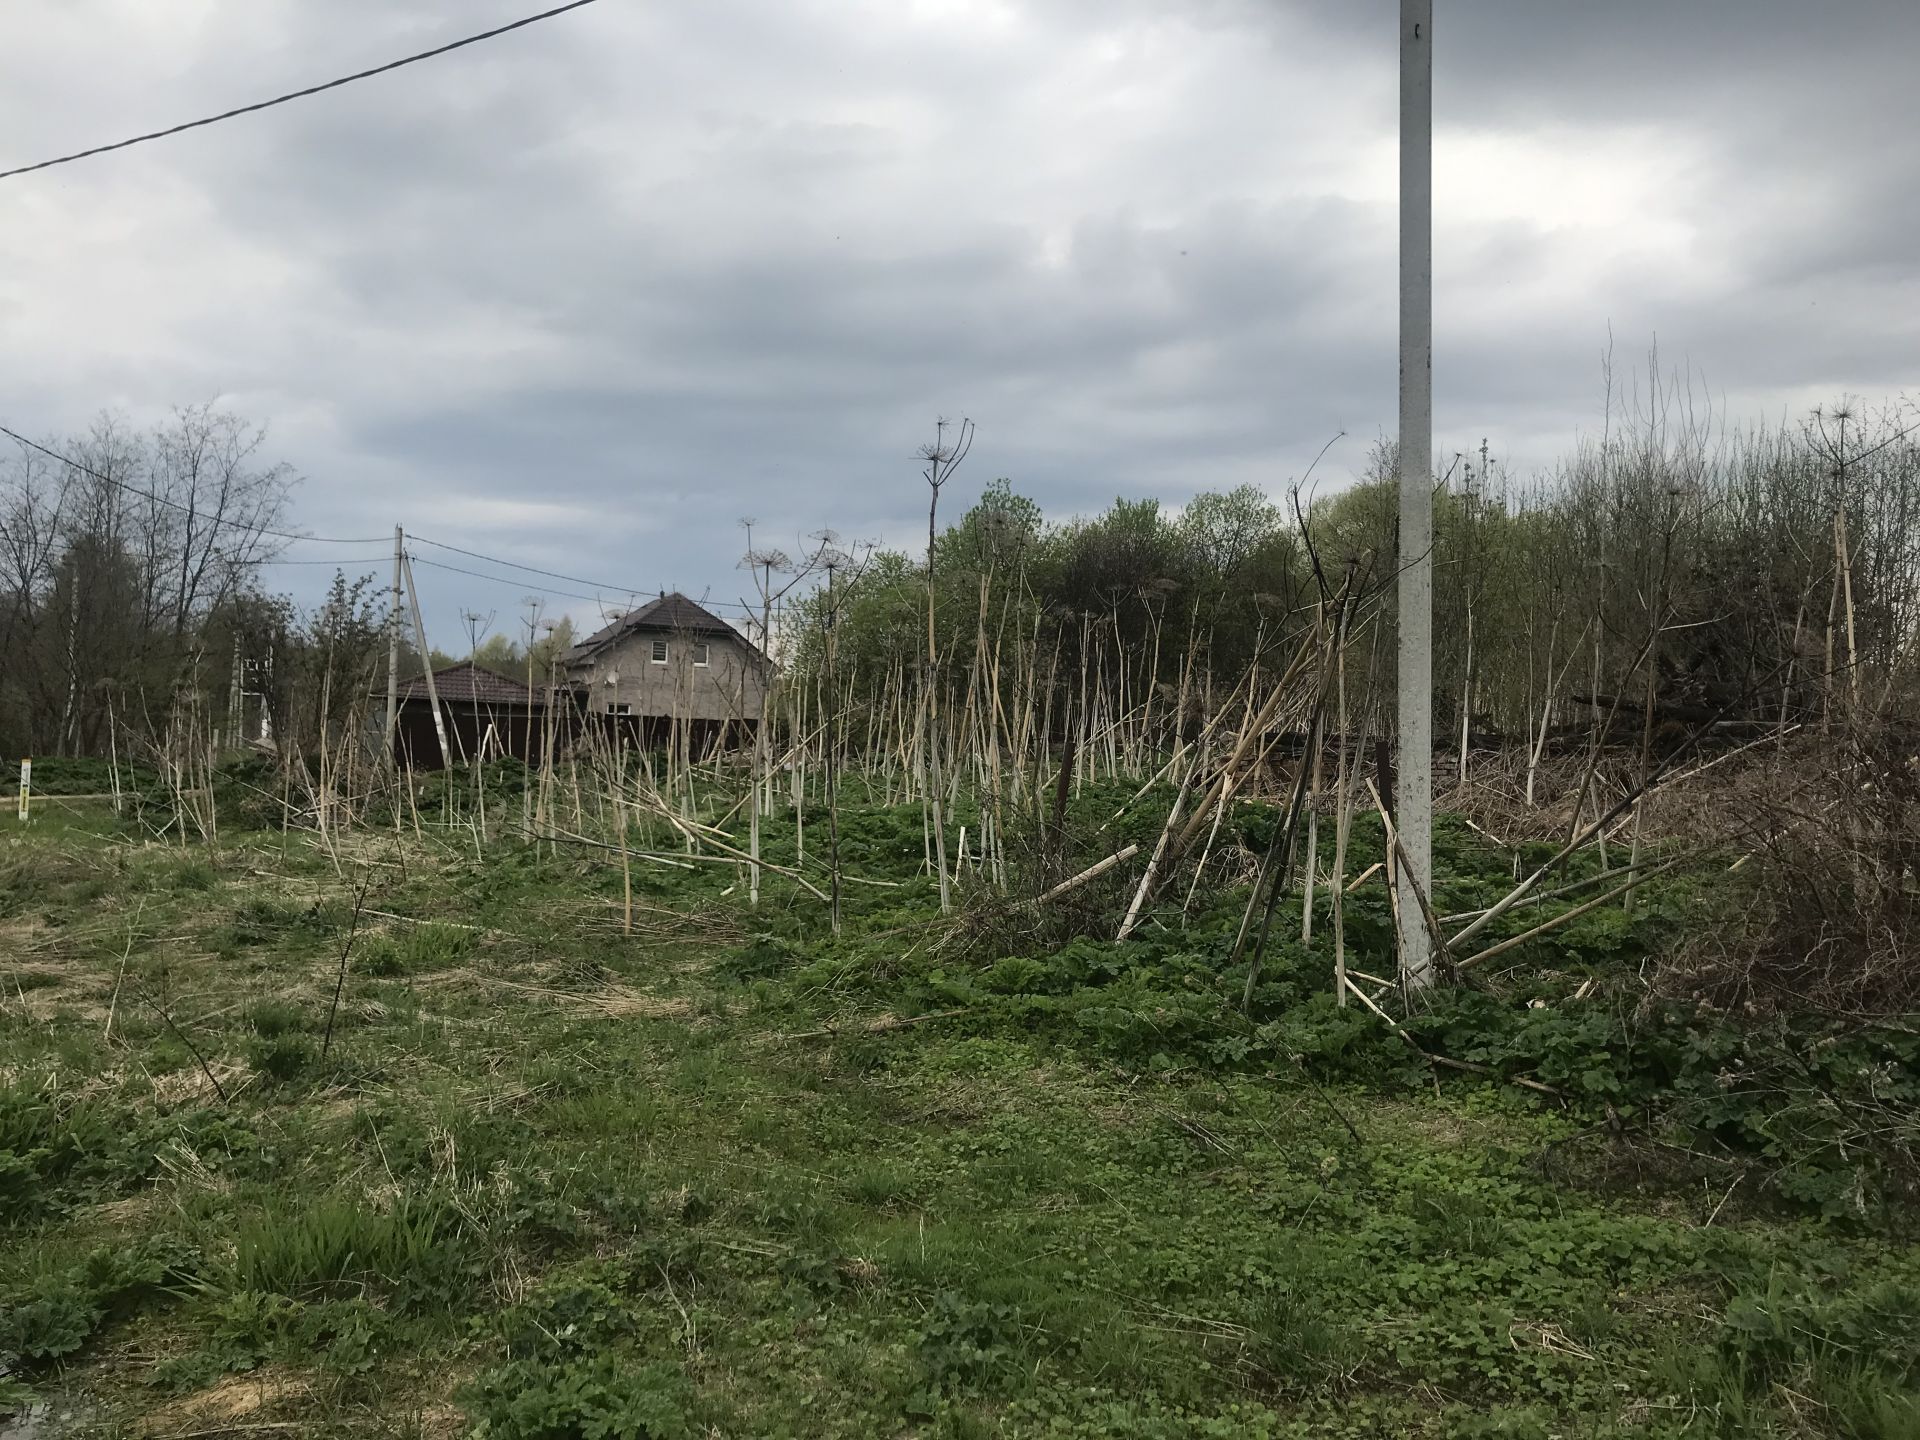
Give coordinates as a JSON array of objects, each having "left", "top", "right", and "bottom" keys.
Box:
[
  {"left": 390, "top": 661, "right": 544, "bottom": 706},
  {"left": 564, "top": 591, "right": 761, "bottom": 666}
]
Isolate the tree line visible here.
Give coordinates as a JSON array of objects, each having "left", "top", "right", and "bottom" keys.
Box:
[
  {"left": 783, "top": 389, "right": 1920, "bottom": 777},
  {"left": 9, "top": 384, "right": 1915, "bottom": 791},
  {"left": 0, "top": 407, "right": 397, "bottom": 767}
]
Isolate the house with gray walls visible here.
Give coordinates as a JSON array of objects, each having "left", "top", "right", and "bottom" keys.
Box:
[{"left": 562, "top": 592, "right": 769, "bottom": 747}]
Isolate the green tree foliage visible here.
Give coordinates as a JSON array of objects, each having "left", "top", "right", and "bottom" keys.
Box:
[{"left": 786, "top": 396, "right": 1920, "bottom": 754}]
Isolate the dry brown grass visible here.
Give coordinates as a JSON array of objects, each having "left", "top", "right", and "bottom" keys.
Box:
[
  {"left": 139, "top": 1365, "right": 311, "bottom": 1437},
  {"left": 1652, "top": 720, "right": 1920, "bottom": 1016}
]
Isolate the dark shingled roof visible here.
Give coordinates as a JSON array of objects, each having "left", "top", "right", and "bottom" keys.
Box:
[
  {"left": 391, "top": 661, "right": 542, "bottom": 706},
  {"left": 564, "top": 592, "right": 760, "bottom": 666}
]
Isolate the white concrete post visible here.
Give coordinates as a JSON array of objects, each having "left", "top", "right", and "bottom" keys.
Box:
[{"left": 1397, "top": 0, "right": 1436, "bottom": 993}]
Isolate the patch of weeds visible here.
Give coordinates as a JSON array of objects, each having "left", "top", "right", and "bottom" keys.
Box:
[
  {"left": 246, "top": 1000, "right": 310, "bottom": 1037},
  {"left": 0, "top": 1084, "right": 151, "bottom": 1225},
  {"left": 917, "top": 1291, "right": 1026, "bottom": 1394},
  {"left": 0, "top": 856, "right": 55, "bottom": 918},
  {"left": 845, "top": 1160, "right": 917, "bottom": 1211},
  {"left": 1414, "top": 1191, "right": 1512, "bottom": 1259},
  {"left": 0, "top": 1149, "right": 42, "bottom": 1225},
  {"left": 247, "top": 1032, "right": 319, "bottom": 1088},
  {"left": 1245, "top": 1288, "right": 1361, "bottom": 1393},
  {"left": 1708, "top": 1266, "right": 1920, "bottom": 1409},
  {"left": 466, "top": 1356, "right": 689, "bottom": 1440},
  {"left": 205, "top": 1288, "right": 304, "bottom": 1370},
  {"left": 358, "top": 935, "right": 406, "bottom": 976},
  {"left": 403, "top": 923, "right": 471, "bottom": 972},
  {"left": 0, "top": 1273, "right": 101, "bottom": 1363},
  {"left": 0, "top": 1377, "right": 34, "bottom": 1417},
  {"left": 0, "top": 1235, "right": 200, "bottom": 1369},
  {"left": 1814, "top": 1365, "right": 1920, "bottom": 1440},
  {"left": 164, "top": 1110, "right": 281, "bottom": 1181},
  {"left": 776, "top": 1250, "right": 850, "bottom": 1300},
  {"left": 498, "top": 1272, "right": 637, "bottom": 1361},
  {"left": 226, "top": 1192, "right": 474, "bottom": 1310},
  {"left": 748, "top": 1186, "right": 841, "bottom": 1246},
  {"left": 301, "top": 1298, "right": 397, "bottom": 1375},
  {"left": 1432, "top": 1404, "right": 1556, "bottom": 1440},
  {"left": 171, "top": 860, "right": 218, "bottom": 893},
  {"left": 485, "top": 1163, "right": 589, "bottom": 1256},
  {"left": 524, "top": 1054, "right": 611, "bottom": 1100},
  {"left": 226, "top": 896, "right": 299, "bottom": 946}
]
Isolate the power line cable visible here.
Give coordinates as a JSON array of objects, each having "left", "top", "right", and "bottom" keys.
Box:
[
  {"left": 254, "top": 556, "right": 390, "bottom": 566},
  {"left": 406, "top": 534, "right": 640, "bottom": 596},
  {"left": 0, "top": 422, "right": 389, "bottom": 545},
  {"left": 0, "top": 0, "right": 605, "bottom": 183},
  {"left": 5, "top": 426, "right": 766, "bottom": 616},
  {"left": 407, "top": 554, "right": 633, "bottom": 609},
  {"left": 408, "top": 554, "right": 760, "bottom": 634},
  {"left": 407, "top": 532, "right": 759, "bottom": 612}
]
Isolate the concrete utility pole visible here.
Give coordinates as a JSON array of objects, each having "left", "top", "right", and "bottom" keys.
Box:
[
  {"left": 385, "top": 525, "right": 403, "bottom": 762},
  {"left": 230, "top": 632, "right": 244, "bottom": 749},
  {"left": 1397, "top": 0, "right": 1436, "bottom": 994},
  {"left": 401, "top": 549, "right": 451, "bottom": 769}
]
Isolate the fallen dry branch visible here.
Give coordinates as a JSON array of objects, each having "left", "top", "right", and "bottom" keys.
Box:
[
  {"left": 523, "top": 823, "right": 830, "bottom": 902},
  {"left": 1455, "top": 858, "right": 1682, "bottom": 971},
  {"left": 457, "top": 973, "right": 693, "bottom": 1021},
  {"left": 1031, "top": 844, "right": 1139, "bottom": 905},
  {"left": 780, "top": 1008, "right": 973, "bottom": 1042},
  {"left": 1439, "top": 857, "right": 1672, "bottom": 926}
]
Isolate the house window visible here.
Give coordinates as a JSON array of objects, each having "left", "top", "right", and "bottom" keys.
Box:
[
  {"left": 692, "top": 642, "right": 710, "bottom": 667},
  {"left": 609, "top": 702, "right": 632, "bottom": 716},
  {"left": 650, "top": 639, "right": 668, "bottom": 664}
]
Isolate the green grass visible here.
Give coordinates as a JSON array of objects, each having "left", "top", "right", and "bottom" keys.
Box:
[{"left": 0, "top": 777, "right": 1914, "bottom": 1437}]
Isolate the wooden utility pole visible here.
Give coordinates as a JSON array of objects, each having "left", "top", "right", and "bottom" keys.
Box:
[
  {"left": 1397, "top": 0, "right": 1437, "bottom": 994},
  {"left": 385, "top": 525, "right": 403, "bottom": 763}
]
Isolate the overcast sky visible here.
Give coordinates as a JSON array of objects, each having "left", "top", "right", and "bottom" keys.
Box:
[{"left": 3, "top": 0, "right": 1916, "bottom": 642}]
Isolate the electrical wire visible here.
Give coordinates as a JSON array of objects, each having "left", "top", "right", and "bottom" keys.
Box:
[
  {"left": 406, "top": 553, "right": 757, "bottom": 636},
  {"left": 3, "top": 426, "right": 764, "bottom": 618},
  {"left": 0, "top": 423, "right": 390, "bottom": 545},
  {"left": 405, "top": 535, "right": 640, "bottom": 597},
  {"left": 0, "top": 0, "right": 605, "bottom": 183},
  {"left": 254, "top": 556, "right": 390, "bottom": 566},
  {"left": 406, "top": 554, "right": 633, "bottom": 609},
  {"left": 405, "top": 533, "right": 758, "bottom": 614}
]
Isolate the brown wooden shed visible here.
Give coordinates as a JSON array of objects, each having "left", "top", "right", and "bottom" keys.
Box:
[{"left": 384, "top": 661, "right": 579, "bottom": 770}]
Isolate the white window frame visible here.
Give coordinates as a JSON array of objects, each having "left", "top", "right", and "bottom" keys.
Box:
[
  {"left": 650, "top": 638, "right": 668, "bottom": 664},
  {"left": 692, "top": 641, "right": 710, "bottom": 668},
  {"left": 609, "top": 702, "right": 632, "bottom": 716}
]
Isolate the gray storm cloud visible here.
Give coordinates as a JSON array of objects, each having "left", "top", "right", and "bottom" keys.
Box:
[{"left": 2, "top": 0, "right": 1913, "bottom": 633}]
